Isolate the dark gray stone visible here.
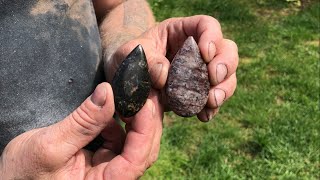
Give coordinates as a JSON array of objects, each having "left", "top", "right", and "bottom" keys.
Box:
[
  {"left": 166, "top": 36, "right": 210, "bottom": 117},
  {"left": 112, "top": 45, "right": 151, "bottom": 118},
  {"left": 0, "top": 0, "right": 103, "bottom": 153}
]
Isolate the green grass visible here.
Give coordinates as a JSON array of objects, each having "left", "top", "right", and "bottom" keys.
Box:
[{"left": 144, "top": 0, "right": 320, "bottom": 179}]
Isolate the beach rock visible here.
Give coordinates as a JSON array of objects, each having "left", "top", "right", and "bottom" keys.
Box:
[
  {"left": 112, "top": 45, "right": 151, "bottom": 117},
  {"left": 166, "top": 36, "right": 210, "bottom": 117}
]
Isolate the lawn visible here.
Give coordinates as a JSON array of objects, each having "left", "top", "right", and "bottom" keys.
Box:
[{"left": 143, "top": 0, "right": 319, "bottom": 179}]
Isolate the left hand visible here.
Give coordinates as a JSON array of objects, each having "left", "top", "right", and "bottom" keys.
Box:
[{"left": 105, "top": 15, "right": 238, "bottom": 122}]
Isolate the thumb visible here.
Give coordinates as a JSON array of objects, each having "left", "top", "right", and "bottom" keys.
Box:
[{"left": 46, "top": 82, "right": 115, "bottom": 155}]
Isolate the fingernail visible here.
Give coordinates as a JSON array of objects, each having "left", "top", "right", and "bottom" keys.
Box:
[
  {"left": 216, "top": 64, "right": 228, "bottom": 84},
  {"left": 91, "top": 84, "right": 107, "bottom": 106},
  {"left": 214, "top": 89, "right": 226, "bottom": 107},
  {"left": 205, "top": 109, "right": 213, "bottom": 121},
  {"left": 208, "top": 41, "right": 216, "bottom": 61},
  {"left": 150, "top": 63, "right": 163, "bottom": 84}
]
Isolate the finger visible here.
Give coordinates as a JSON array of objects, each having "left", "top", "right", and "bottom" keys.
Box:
[
  {"left": 148, "top": 53, "right": 170, "bottom": 89},
  {"left": 208, "top": 39, "right": 239, "bottom": 85},
  {"left": 140, "top": 15, "right": 223, "bottom": 88},
  {"left": 193, "top": 16, "right": 223, "bottom": 64},
  {"left": 207, "top": 73, "right": 237, "bottom": 109},
  {"left": 87, "top": 122, "right": 124, "bottom": 166},
  {"left": 92, "top": 148, "right": 117, "bottom": 166},
  {"left": 159, "top": 88, "right": 171, "bottom": 112},
  {"left": 197, "top": 107, "right": 219, "bottom": 122},
  {"left": 121, "top": 99, "right": 156, "bottom": 167},
  {"left": 146, "top": 90, "right": 163, "bottom": 167},
  {"left": 160, "top": 15, "right": 223, "bottom": 63},
  {"left": 108, "top": 40, "right": 170, "bottom": 89},
  {"left": 45, "top": 83, "right": 115, "bottom": 157},
  {"left": 100, "top": 119, "right": 126, "bottom": 154},
  {"left": 102, "top": 99, "right": 158, "bottom": 179}
]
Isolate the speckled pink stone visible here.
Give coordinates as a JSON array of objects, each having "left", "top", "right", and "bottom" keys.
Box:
[{"left": 166, "top": 36, "right": 210, "bottom": 117}]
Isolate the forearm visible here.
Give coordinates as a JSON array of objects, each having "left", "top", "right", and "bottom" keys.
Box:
[{"left": 99, "top": 0, "right": 155, "bottom": 79}]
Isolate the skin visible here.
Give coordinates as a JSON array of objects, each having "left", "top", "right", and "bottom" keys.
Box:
[
  {"left": 103, "top": 15, "right": 238, "bottom": 122},
  {"left": 0, "top": 83, "right": 163, "bottom": 179},
  {"left": 0, "top": 0, "right": 238, "bottom": 179}
]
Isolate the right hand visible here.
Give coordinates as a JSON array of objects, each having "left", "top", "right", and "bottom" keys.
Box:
[{"left": 0, "top": 83, "right": 163, "bottom": 179}]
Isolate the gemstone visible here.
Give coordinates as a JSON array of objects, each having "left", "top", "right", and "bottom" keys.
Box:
[
  {"left": 166, "top": 36, "right": 210, "bottom": 117},
  {"left": 112, "top": 45, "right": 151, "bottom": 117}
]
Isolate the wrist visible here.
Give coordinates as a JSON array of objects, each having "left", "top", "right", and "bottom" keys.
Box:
[{"left": 99, "top": 0, "right": 155, "bottom": 63}]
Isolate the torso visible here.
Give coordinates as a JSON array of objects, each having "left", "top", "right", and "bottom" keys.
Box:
[{"left": 0, "top": 0, "right": 103, "bottom": 152}]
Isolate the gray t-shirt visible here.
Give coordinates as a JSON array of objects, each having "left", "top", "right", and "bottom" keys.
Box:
[{"left": 0, "top": 0, "right": 104, "bottom": 153}]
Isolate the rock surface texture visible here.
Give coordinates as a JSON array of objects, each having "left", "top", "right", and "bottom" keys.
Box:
[
  {"left": 112, "top": 45, "right": 151, "bottom": 117},
  {"left": 166, "top": 36, "right": 210, "bottom": 117},
  {"left": 0, "top": 0, "right": 103, "bottom": 153}
]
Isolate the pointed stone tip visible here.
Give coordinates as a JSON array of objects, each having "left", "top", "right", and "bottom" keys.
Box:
[
  {"left": 129, "top": 44, "right": 146, "bottom": 63},
  {"left": 185, "top": 36, "right": 197, "bottom": 46},
  {"left": 133, "top": 44, "right": 144, "bottom": 54},
  {"left": 178, "top": 36, "right": 199, "bottom": 54},
  {"left": 186, "top": 36, "right": 195, "bottom": 41}
]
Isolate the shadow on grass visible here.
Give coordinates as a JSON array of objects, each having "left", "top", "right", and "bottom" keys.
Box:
[{"left": 239, "top": 140, "right": 264, "bottom": 157}]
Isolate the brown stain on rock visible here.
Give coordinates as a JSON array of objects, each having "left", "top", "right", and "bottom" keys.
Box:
[
  {"left": 30, "top": 0, "right": 101, "bottom": 70},
  {"left": 31, "top": 0, "right": 96, "bottom": 28},
  {"left": 30, "top": 0, "right": 57, "bottom": 16},
  {"left": 64, "top": 0, "right": 76, "bottom": 7},
  {"left": 66, "top": 0, "right": 100, "bottom": 70},
  {"left": 67, "top": 0, "right": 96, "bottom": 28}
]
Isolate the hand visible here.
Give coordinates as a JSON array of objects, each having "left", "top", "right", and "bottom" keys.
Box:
[
  {"left": 0, "top": 83, "right": 163, "bottom": 179},
  {"left": 106, "top": 15, "right": 238, "bottom": 122}
]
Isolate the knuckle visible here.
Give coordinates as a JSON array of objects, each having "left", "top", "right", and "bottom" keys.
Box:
[
  {"left": 202, "top": 15, "right": 221, "bottom": 30},
  {"left": 70, "top": 105, "right": 100, "bottom": 136},
  {"left": 121, "top": 156, "right": 147, "bottom": 178},
  {"left": 128, "top": 163, "right": 145, "bottom": 178},
  {"left": 163, "top": 17, "right": 182, "bottom": 25},
  {"left": 224, "top": 39, "right": 239, "bottom": 66},
  {"left": 226, "top": 39, "right": 238, "bottom": 52},
  {"left": 229, "top": 74, "right": 238, "bottom": 96},
  {"left": 149, "top": 153, "right": 159, "bottom": 167},
  {"left": 135, "top": 167, "right": 145, "bottom": 178},
  {"left": 233, "top": 74, "right": 238, "bottom": 87}
]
